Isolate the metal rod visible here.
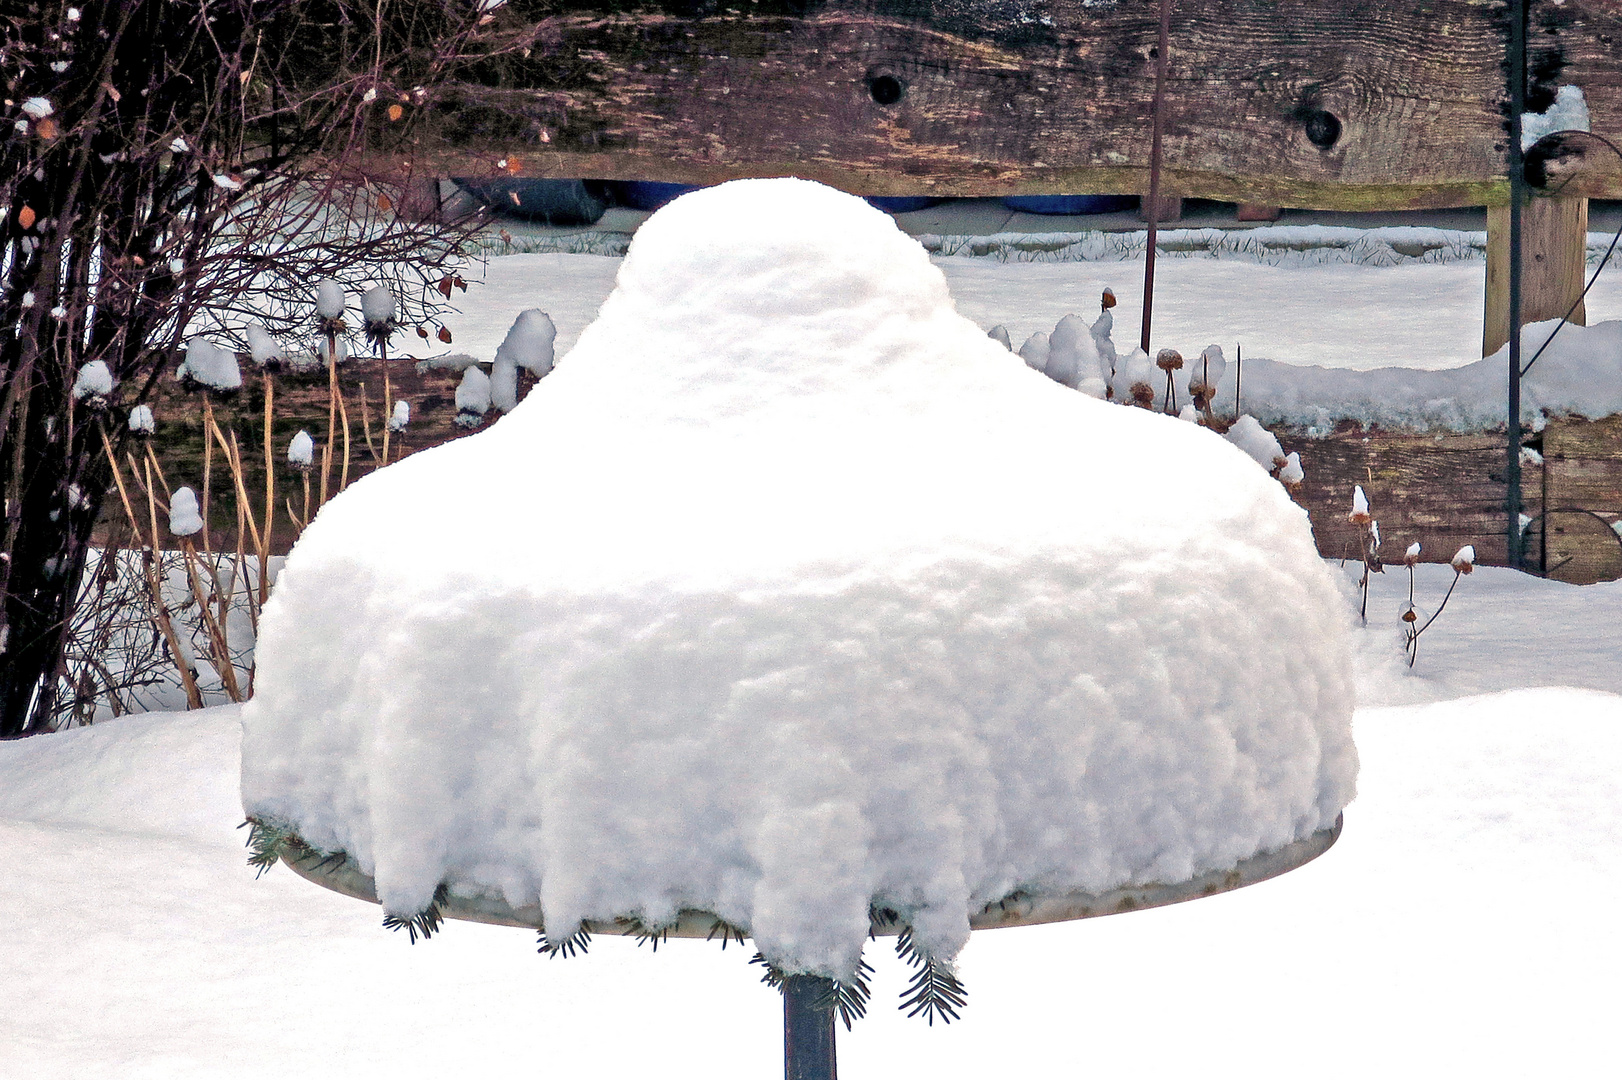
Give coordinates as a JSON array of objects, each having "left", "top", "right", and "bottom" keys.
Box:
[
  {"left": 1506, "top": 0, "right": 1527, "bottom": 568},
  {"left": 783, "top": 975, "right": 837, "bottom": 1080},
  {"left": 1140, "top": 0, "right": 1174, "bottom": 355}
]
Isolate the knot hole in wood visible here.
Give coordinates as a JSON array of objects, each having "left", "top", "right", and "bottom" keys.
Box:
[{"left": 866, "top": 71, "right": 906, "bottom": 106}]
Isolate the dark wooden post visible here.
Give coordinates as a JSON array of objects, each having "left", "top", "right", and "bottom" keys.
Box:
[{"left": 783, "top": 975, "right": 837, "bottom": 1080}]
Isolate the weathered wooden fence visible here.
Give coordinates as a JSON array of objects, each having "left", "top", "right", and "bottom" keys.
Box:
[
  {"left": 391, "top": 1, "right": 1622, "bottom": 578},
  {"left": 1291, "top": 418, "right": 1622, "bottom": 583}
]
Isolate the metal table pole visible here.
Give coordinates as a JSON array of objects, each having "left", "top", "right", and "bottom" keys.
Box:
[{"left": 783, "top": 975, "right": 837, "bottom": 1080}]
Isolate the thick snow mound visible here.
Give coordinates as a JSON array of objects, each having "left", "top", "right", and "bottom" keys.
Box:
[
  {"left": 243, "top": 178, "right": 1357, "bottom": 983},
  {"left": 1238, "top": 319, "right": 1622, "bottom": 431}
]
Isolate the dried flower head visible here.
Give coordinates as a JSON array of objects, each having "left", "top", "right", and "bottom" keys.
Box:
[
  {"left": 1156, "top": 348, "right": 1184, "bottom": 371},
  {"left": 1403, "top": 541, "right": 1421, "bottom": 567},
  {"left": 1101, "top": 288, "right": 1117, "bottom": 310},
  {"left": 1451, "top": 545, "right": 1475, "bottom": 575}
]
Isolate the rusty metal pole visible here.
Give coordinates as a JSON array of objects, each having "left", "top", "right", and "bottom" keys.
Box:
[
  {"left": 783, "top": 975, "right": 837, "bottom": 1080},
  {"left": 1140, "top": 0, "right": 1174, "bottom": 354}
]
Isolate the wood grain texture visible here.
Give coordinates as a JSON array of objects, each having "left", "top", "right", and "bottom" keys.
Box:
[
  {"left": 1483, "top": 195, "right": 1588, "bottom": 357},
  {"left": 425, "top": 0, "right": 1622, "bottom": 207},
  {"left": 1289, "top": 428, "right": 1514, "bottom": 569},
  {"left": 1541, "top": 413, "right": 1622, "bottom": 583}
]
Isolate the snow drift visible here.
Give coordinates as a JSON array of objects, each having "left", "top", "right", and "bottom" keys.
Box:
[{"left": 242, "top": 178, "right": 1357, "bottom": 983}]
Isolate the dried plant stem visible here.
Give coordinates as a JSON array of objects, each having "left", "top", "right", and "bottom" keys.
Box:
[
  {"left": 201, "top": 394, "right": 215, "bottom": 555},
  {"left": 143, "top": 443, "right": 172, "bottom": 500},
  {"left": 178, "top": 539, "right": 244, "bottom": 703},
  {"left": 130, "top": 453, "right": 202, "bottom": 711},
  {"left": 206, "top": 419, "right": 264, "bottom": 559},
  {"left": 1406, "top": 568, "right": 1464, "bottom": 668},
  {"left": 321, "top": 330, "right": 338, "bottom": 506},
  {"left": 338, "top": 385, "right": 353, "bottom": 493},
  {"left": 381, "top": 373, "right": 393, "bottom": 467},
  {"left": 261, "top": 374, "right": 275, "bottom": 610},
  {"left": 360, "top": 384, "right": 381, "bottom": 465}
]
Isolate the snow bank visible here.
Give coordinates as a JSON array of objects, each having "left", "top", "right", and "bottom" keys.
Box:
[
  {"left": 243, "top": 178, "right": 1357, "bottom": 983},
  {"left": 1236, "top": 319, "right": 1622, "bottom": 431},
  {"left": 0, "top": 706, "right": 243, "bottom": 845}
]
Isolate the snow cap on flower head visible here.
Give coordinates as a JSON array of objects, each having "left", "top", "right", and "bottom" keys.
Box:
[
  {"left": 1451, "top": 545, "right": 1475, "bottom": 574},
  {"left": 288, "top": 430, "right": 314, "bottom": 470},
  {"left": 315, "top": 279, "right": 345, "bottom": 321},
  {"left": 1349, "top": 485, "right": 1371, "bottom": 525},
  {"left": 362, "top": 285, "right": 396, "bottom": 327},
  {"left": 169, "top": 487, "right": 203, "bottom": 537}
]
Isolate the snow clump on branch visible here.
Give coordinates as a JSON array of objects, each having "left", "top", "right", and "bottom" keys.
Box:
[{"left": 71, "top": 361, "right": 114, "bottom": 407}]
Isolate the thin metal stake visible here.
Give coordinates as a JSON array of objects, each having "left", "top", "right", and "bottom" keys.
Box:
[
  {"left": 1140, "top": 0, "right": 1174, "bottom": 355},
  {"left": 783, "top": 975, "right": 837, "bottom": 1080},
  {"left": 1507, "top": 0, "right": 1527, "bottom": 568}
]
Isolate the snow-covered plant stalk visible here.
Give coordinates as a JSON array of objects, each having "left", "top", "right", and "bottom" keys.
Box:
[
  {"left": 97, "top": 424, "right": 203, "bottom": 711},
  {"left": 315, "top": 281, "right": 347, "bottom": 507},
  {"left": 1, "top": 0, "right": 545, "bottom": 733},
  {"left": 1156, "top": 348, "right": 1183, "bottom": 413},
  {"left": 1401, "top": 543, "right": 1474, "bottom": 668},
  {"left": 381, "top": 376, "right": 399, "bottom": 466},
  {"left": 1347, "top": 485, "right": 1381, "bottom": 623},
  {"left": 169, "top": 488, "right": 244, "bottom": 703},
  {"left": 287, "top": 430, "right": 316, "bottom": 529}
]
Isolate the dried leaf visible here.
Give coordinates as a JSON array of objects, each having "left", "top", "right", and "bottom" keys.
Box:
[
  {"left": 35, "top": 117, "right": 58, "bottom": 140},
  {"left": 437, "top": 326, "right": 452, "bottom": 344},
  {"left": 453, "top": 276, "right": 467, "bottom": 292},
  {"left": 377, "top": 193, "right": 393, "bottom": 211},
  {"left": 435, "top": 277, "right": 453, "bottom": 298},
  {"left": 239, "top": 70, "right": 251, "bottom": 87},
  {"left": 416, "top": 326, "right": 429, "bottom": 339},
  {"left": 18, "top": 205, "right": 36, "bottom": 229},
  {"left": 387, "top": 103, "right": 403, "bottom": 122}
]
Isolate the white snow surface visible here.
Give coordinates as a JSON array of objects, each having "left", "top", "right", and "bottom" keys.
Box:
[
  {"left": 1522, "top": 85, "right": 1590, "bottom": 150},
  {"left": 128, "top": 403, "right": 154, "bottom": 435},
  {"left": 388, "top": 399, "right": 410, "bottom": 431},
  {"left": 168, "top": 487, "right": 203, "bottom": 537},
  {"left": 287, "top": 430, "right": 314, "bottom": 468},
  {"left": 245, "top": 321, "right": 281, "bottom": 365},
  {"left": 1234, "top": 318, "right": 1622, "bottom": 430},
  {"left": 242, "top": 179, "right": 1356, "bottom": 982},
  {"left": 315, "top": 279, "right": 345, "bottom": 320},
  {"left": 5, "top": 620, "right": 1621, "bottom": 1076},
  {"left": 177, "top": 338, "right": 242, "bottom": 392},
  {"left": 361, "top": 285, "right": 396, "bottom": 326},
  {"left": 454, "top": 364, "right": 491, "bottom": 419},
  {"left": 71, "top": 360, "right": 113, "bottom": 401},
  {"left": 493, "top": 307, "right": 557, "bottom": 375},
  {"left": 1225, "top": 415, "right": 1286, "bottom": 471}
]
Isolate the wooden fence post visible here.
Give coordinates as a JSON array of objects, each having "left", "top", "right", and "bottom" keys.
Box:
[{"left": 1484, "top": 194, "right": 1588, "bottom": 357}]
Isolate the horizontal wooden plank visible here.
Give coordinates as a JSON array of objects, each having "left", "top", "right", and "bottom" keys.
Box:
[{"left": 423, "top": 1, "right": 1622, "bottom": 208}]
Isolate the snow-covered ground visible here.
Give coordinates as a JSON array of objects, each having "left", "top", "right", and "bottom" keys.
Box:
[
  {"left": 4, "top": 564, "right": 1618, "bottom": 1078},
  {"left": 11, "top": 213, "right": 1622, "bottom": 1074},
  {"left": 435, "top": 248, "right": 1622, "bottom": 375}
]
